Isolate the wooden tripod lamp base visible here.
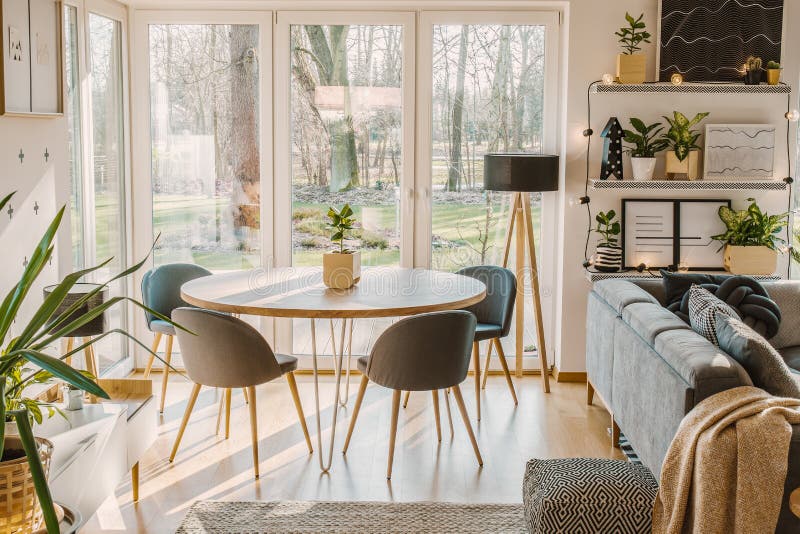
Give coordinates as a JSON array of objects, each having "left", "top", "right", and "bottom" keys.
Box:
[{"left": 484, "top": 153, "right": 559, "bottom": 394}]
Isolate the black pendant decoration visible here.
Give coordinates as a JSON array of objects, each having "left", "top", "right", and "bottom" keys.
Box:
[
  {"left": 658, "top": 0, "right": 784, "bottom": 83},
  {"left": 600, "top": 117, "right": 624, "bottom": 181}
]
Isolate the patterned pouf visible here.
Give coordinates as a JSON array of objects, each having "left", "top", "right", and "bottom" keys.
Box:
[{"left": 522, "top": 458, "right": 658, "bottom": 534}]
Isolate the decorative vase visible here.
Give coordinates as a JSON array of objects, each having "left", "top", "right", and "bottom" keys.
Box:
[
  {"left": 594, "top": 245, "right": 623, "bottom": 273},
  {"left": 744, "top": 69, "right": 762, "bottom": 85},
  {"left": 723, "top": 245, "right": 778, "bottom": 275},
  {"left": 0, "top": 435, "right": 54, "bottom": 532},
  {"left": 616, "top": 54, "right": 646, "bottom": 84},
  {"left": 766, "top": 69, "right": 781, "bottom": 86},
  {"left": 665, "top": 150, "right": 701, "bottom": 180},
  {"left": 322, "top": 251, "right": 361, "bottom": 289},
  {"left": 630, "top": 157, "right": 656, "bottom": 181}
]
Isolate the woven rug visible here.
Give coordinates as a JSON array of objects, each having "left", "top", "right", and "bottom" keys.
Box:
[{"left": 177, "top": 500, "right": 526, "bottom": 533}]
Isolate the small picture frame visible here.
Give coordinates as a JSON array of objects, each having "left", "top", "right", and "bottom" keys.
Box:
[{"left": 704, "top": 124, "right": 776, "bottom": 179}]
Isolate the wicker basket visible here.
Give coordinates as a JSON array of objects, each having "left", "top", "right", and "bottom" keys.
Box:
[{"left": 0, "top": 435, "right": 54, "bottom": 533}]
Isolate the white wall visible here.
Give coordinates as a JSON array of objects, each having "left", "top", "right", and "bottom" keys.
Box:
[
  {"left": 554, "top": 0, "right": 800, "bottom": 373},
  {"left": 0, "top": 115, "right": 70, "bottom": 342}
]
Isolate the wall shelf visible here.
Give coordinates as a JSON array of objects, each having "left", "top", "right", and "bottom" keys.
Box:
[
  {"left": 585, "top": 270, "right": 782, "bottom": 283},
  {"left": 592, "top": 82, "right": 791, "bottom": 95},
  {"left": 589, "top": 179, "right": 788, "bottom": 191}
]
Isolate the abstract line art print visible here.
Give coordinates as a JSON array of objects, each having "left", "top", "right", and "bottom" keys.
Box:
[
  {"left": 704, "top": 124, "right": 775, "bottom": 179},
  {"left": 658, "top": 0, "right": 784, "bottom": 82}
]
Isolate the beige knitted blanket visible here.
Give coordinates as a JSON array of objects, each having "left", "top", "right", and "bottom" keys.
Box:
[{"left": 652, "top": 386, "right": 800, "bottom": 534}]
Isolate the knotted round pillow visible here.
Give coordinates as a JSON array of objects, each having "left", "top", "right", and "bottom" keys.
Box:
[{"left": 669, "top": 276, "right": 782, "bottom": 339}]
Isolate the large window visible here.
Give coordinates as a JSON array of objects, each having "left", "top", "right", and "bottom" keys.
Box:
[
  {"left": 148, "top": 24, "right": 261, "bottom": 269},
  {"left": 64, "top": 5, "right": 84, "bottom": 270}
]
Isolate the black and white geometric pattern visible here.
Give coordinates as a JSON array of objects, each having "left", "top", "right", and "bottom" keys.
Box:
[
  {"left": 688, "top": 285, "right": 740, "bottom": 345},
  {"left": 523, "top": 458, "right": 658, "bottom": 534},
  {"left": 589, "top": 179, "right": 788, "bottom": 191},
  {"left": 585, "top": 270, "right": 780, "bottom": 282},
  {"left": 593, "top": 82, "right": 791, "bottom": 95},
  {"left": 658, "top": 0, "right": 784, "bottom": 83}
]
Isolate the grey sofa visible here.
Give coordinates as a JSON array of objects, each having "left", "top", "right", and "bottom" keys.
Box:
[{"left": 587, "top": 278, "right": 800, "bottom": 532}]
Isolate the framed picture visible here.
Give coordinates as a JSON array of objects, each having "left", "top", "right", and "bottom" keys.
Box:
[
  {"left": 622, "top": 199, "right": 731, "bottom": 270},
  {"left": 0, "top": 0, "right": 62, "bottom": 115},
  {"left": 656, "top": 0, "right": 784, "bottom": 82},
  {"left": 704, "top": 124, "right": 776, "bottom": 179}
]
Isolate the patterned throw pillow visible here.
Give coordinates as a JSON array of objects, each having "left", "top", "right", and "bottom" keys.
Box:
[{"left": 688, "top": 285, "right": 740, "bottom": 346}]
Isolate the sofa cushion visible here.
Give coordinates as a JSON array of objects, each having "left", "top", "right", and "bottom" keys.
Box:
[
  {"left": 593, "top": 279, "right": 660, "bottom": 315},
  {"left": 621, "top": 302, "right": 691, "bottom": 346},
  {"left": 765, "top": 282, "right": 800, "bottom": 350},
  {"left": 660, "top": 270, "right": 730, "bottom": 309},
  {"left": 688, "top": 286, "right": 739, "bottom": 346},
  {"left": 716, "top": 314, "right": 800, "bottom": 398},
  {"left": 779, "top": 346, "right": 800, "bottom": 374}
]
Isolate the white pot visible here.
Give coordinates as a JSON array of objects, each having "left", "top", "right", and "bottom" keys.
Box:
[
  {"left": 630, "top": 157, "right": 656, "bottom": 181},
  {"left": 322, "top": 251, "right": 361, "bottom": 289}
]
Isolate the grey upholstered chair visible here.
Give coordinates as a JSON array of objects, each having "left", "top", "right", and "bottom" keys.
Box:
[
  {"left": 169, "top": 308, "right": 313, "bottom": 479},
  {"left": 343, "top": 311, "right": 483, "bottom": 480},
  {"left": 141, "top": 263, "right": 211, "bottom": 412},
  {"left": 403, "top": 266, "right": 517, "bottom": 421}
]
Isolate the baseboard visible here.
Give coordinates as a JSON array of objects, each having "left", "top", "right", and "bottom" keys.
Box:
[{"left": 553, "top": 367, "right": 587, "bottom": 383}]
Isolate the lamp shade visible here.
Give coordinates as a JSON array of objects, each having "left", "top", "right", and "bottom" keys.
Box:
[
  {"left": 483, "top": 154, "right": 559, "bottom": 192},
  {"left": 43, "top": 282, "right": 108, "bottom": 337}
]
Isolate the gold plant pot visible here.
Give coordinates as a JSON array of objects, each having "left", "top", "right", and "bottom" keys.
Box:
[
  {"left": 322, "top": 251, "right": 361, "bottom": 289},
  {"left": 665, "top": 150, "right": 701, "bottom": 180},
  {"left": 616, "top": 54, "right": 646, "bottom": 84},
  {"left": 766, "top": 69, "right": 782, "bottom": 86},
  {"left": 723, "top": 245, "right": 778, "bottom": 275}
]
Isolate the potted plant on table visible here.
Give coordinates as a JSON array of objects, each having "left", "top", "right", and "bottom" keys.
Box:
[
  {"left": 593, "top": 210, "right": 623, "bottom": 272},
  {"left": 615, "top": 12, "right": 651, "bottom": 84},
  {"left": 0, "top": 192, "right": 179, "bottom": 532},
  {"left": 623, "top": 118, "right": 669, "bottom": 180},
  {"left": 744, "top": 56, "right": 763, "bottom": 85},
  {"left": 661, "top": 111, "right": 710, "bottom": 180},
  {"left": 712, "top": 198, "right": 788, "bottom": 275},
  {"left": 766, "top": 60, "right": 782, "bottom": 86},
  {"left": 323, "top": 204, "right": 361, "bottom": 289}
]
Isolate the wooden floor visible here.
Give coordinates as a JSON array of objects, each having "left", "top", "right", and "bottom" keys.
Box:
[{"left": 82, "top": 371, "right": 622, "bottom": 533}]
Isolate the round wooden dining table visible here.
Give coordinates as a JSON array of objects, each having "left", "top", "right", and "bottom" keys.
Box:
[{"left": 181, "top": 267, "right": 486, "bottom": 473}]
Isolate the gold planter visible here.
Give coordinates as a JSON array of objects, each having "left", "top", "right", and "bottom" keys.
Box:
[
  {"left": 665, "top": 150, "right": 701, "bottom": 180},
  {"left": 323, "top": 251, "right": 361, "bottom": 289},
  {"left": 0, "top": 436, "right": 54, "bottom": 533},
  {"left": 766, "top": 69, "right": 781, "bottom": 85},
  {"left": 616, "top": 54, "right": 646, "bottom": 84},
  {"left": 723, "top": 245, "right": 778, "bottom": 275}
]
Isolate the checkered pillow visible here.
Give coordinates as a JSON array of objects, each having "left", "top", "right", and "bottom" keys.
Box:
[{"left": 688, "top": 285, "right": 740, "bottom": 345}]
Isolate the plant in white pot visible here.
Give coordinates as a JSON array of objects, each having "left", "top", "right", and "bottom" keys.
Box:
[
  {"left": 661, "top": 111, "right": 710, "bottom": 180},
  {"left": 593, "top": 210, "right": 623, "bottom": 273},
  {"left": 615, "top": 12, "right": 651, "bottom": 84},
  {"left": 323, "top": 204, "right": 361, "bottom": 289},
  {"left": 712, "top": 198, "right": 788, "bottom": 275},
  {"left": 623, "top": 118, "right": 669, "bottom": 181},
  {"left": 0, "top": 192, "right": 181, "bottom": 532}
]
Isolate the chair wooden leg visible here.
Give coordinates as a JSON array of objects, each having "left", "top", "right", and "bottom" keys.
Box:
[
  {"left": 403, "top": 390, "right": 410, "bottom": 409},
  {"left": 246, "top": 386, "right": 259, "bottom": 479},
  {"left": 473, "top": 342, "right": 481, "bottom": 421},
  {"left": 611, "top": 415, "right": 621, "bottom": 449},
  {"left": 131, "top": 461, "right": 139, "bottom": 503},
  {"left": 65, "top": 338, "right": 74, "bottom": 367},
  {"left": 286, "top": 372, "right": 313, "bottom": 453},
  {"left": 443, "top": 388, "right": 454, "bottom": 436},
  {"left": 159, "top": 335, "right": 174, "bottom": 413},
  {"left": 224, "top": 388, "right": 232, "bottom": 439},
  {"left": 169, "top": 383, "right": 201, "bottom": 462},
  {"left": 144, "top": 332, "right": 161, "bottom": 378},
  {"left": 432, "top": 390, "right": 442, "bottom": 442},
  {"left": 452, "top": 384, "right": 483, "bottom": 467},
  {"left": 215, "top": 391, "right": 224, "bottom": 435},
  {"left": 242, "top": 388, "right": 249, "bottom": 404},
  {"left": 343, "top": 375, "right": 369, "bottom": 454},
  {"left": 493, "top": 339, "right": 518, "bottom": 405},
  {"left": 587, "top": 381, "right": 595, "bottom": 406},
  {"left": 481, "top": 341, "right": 493, "bottom": 390},
  {"left": 387, "top": 390, "right": 401, "bottom": 480}
]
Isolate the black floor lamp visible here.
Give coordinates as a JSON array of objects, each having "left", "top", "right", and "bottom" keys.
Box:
[{"left": 484, "top": 153, "right": 559, "bottom": 393}]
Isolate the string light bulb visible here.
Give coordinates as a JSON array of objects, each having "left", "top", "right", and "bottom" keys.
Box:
[
  {"left": 569, "top": 196, "right": 592, "bottom": 208},
  {"left": 786, "top": 110, "right": 800, "bottom": 122},
  {"left": 602, "top": 73, "right": 615, "bottom": 85},
  {"left": 670, "top": 73, "right": 684, "bottom": 86}
]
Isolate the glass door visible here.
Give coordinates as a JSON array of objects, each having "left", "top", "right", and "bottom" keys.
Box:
[{"left": 274, "top": 12, "right": 415, "bottom": 359}]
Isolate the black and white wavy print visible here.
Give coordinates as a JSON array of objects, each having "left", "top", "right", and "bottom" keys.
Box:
[
  {"left": 659, "top": 0, "right": 784, "bottom": 82},
  {"left": 704, "top": 125, "right": 775, "bottom": 178}
]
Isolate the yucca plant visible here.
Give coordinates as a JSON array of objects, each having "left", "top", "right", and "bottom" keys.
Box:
[{"left": 0, "top": 191, "right": 182, "bottom": 532}]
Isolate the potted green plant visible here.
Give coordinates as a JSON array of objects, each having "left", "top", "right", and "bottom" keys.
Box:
[
  {"left": 661, "top": 111, "right": 710, "bottom": 180},
  {"left": 0, "top": 192, "right": 180, "bottom": 532},
  {"left": 711, "top": 198, "right": 788, "bottom": 275},
  {"left": 615, "top": 12, "right": 651, "bottom": 84},
  {"left": 766, "top": 60, "right": 782, "bottom": 86},
  {"left": 323, "top": 204, "right": 361, "bottom": 289},
  {"left": 744, "top": 56, "right": 763, "bottom": 85},
  {"left": 623, "top": 118, "right": 669, "bottom": 180},
  {"left": 593, "top": 210, "right": 622, "bottom": 272}
]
